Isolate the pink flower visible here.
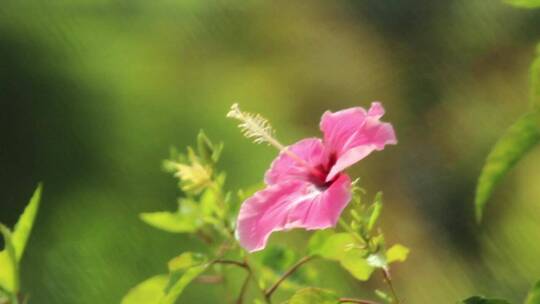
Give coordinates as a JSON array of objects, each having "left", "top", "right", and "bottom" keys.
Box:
[{"left": 236, "top": 102, "right": 397, "bottom": 252}]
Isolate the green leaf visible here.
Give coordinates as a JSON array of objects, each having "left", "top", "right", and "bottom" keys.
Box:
[
  {"left": 288, "top": 287, "right": 339, "bottom": 304},
  {"left": 0, "top": 225, "right": 18, "bottom": 294},
  {"left": 504, "top": 0, "right": 540, "bottom": 8},
  {"left": 12, "top": 184, "right": 42, "bottom": 261},
  {"left": 160, "top": 264, "right": 208, "bottom": 304},
  {"left": 121, "top": 275, "right": 169, "bottom": 304},
  {"left": 526, "top": 280, "right": 540, "bottom": 304},
  {"left": 531, "top": 46, "right": 540, "bottom": 109},
  {"left": 309, "top": 232, "right": 356, "bottom": 260},
  {"left": 367, "top": 193, "right": 383, "bottom": 231},
  {"left": 139, "top": 211, "right": 198, "bottom": 233},
  {"left": 475, "top": 111, "right": 540, "bottom": 222},
  {"left": 460, "top": 296, "right": 511, "bottom": 304},
  {"left": 167, "top": 252, "right": 207, "bottom": 272},
  {"left": 340, "top": 250, "right": 375, "bottom": 281},
  {"left": 386, "top": 244, "right": 410, "bottom": 264}
]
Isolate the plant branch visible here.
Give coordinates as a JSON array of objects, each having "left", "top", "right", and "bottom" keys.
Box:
[
  {"left": 382, "top": 268, "right": 400, "bottom": 304},
  {"left": 236, "top": 260, "right": 252, "bottom": 304},
  {"left": 264, "top": 256, "right": 315, "bottom": 301},
  {"left": 213, "top": 259, "right": 248, "bottom": 269}
]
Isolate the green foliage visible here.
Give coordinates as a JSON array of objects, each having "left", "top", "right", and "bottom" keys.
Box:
[
  {"left": 309, "top": 231, "right": 356, "bottom": 260},
  {"left": 460, "top": 296, "right": 511, "bottom": 304},
  {"left": 11, "top": 184, "right": 42, "bottom": 262},
  {"left": 341, "top": 250, "right": 375, "bottom": 281},
  {"left": 386, "top": 244, "right": 410, "bottom": 264},
  {"left": 525, "top": 280, "right": 540, "bottom": 304},
  {"left": 308, "top": 191, "right": 409, "bottom": 282},
  {"left": 121, "top": 275, "right": 169, "bottom": 304},
  {"left": 161, "top": 262, "right": 208, "bottom": 304},
  {"left": 167, "top": 252, "right": 207, "bottom": 272},
  {"left": 121, "top": 253, "right": 209, "bottom": 304},
  {"left": 475, "top": 111, "right": 540, "bottom": 221},
  {"left": 0, "top": 225, "right": 18, "bottom": 294},
  {"left": 287, "top": 288, "right": 339, "bottom": 304},
  {"left": 504, "top": 0, "right": 540, "bottom": 8},
  {"left": 0, "top": 184, "right": 42, "bottom": 297}
]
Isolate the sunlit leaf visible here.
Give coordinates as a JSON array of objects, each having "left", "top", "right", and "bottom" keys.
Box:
[
  {"left": 386, "top": 244, "right": 410, "bottom": 264},
  {"left": 167, "top": 252, "right": 207, "bottom": 272},
  {"left": 0, "top": 225, "right": 18, "bottom": 294},
  {"left": 287, "top": 287, "right": 339, "bottom": 304},
  {"left": 161, "top": 264, "right": 208, "bottom": 304},
  {"left": 504, "top": 0, "right": 540, "bottom": 8},
  {"left": 309, "top": 231, "right": 356, "bottom": 260},
  {"left": 367, "top": 193, "right": 383, "bottom": 231},
  {"left": 340, "top": 250, "right": 374, "bottom": 281},
  {"left": 12, "top": 184, "right": 42, "bottom": 261},
  {"left": 461, "top": 296, "right": 511, "bottom": 304},
  {"left": 139, "top": 211, "right": 198, "bottom": 233},
  {"left": 525, "top": 280, "right": 540, "bottom": 304},
  {"left": 475, "top": 111, "right": 540, "bottom": 222},
  {"left": 121, "top": 275, "right": 169, "bottom": 304}
]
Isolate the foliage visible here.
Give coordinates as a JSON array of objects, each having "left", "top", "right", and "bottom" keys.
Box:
[
  {"left": 475, "top": 41, "right": 540, "bottom": 221},
  {"left": 474, "top": 111, "right": 540, "bottom": 221},
  {"left": 0, "top": 185, "right": 42, "bottom": 304},
  {"left": 123, "top": 127, "right": 408, "bottom": 304}
]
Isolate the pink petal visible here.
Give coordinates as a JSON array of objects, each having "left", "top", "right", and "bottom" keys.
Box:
[
  {"left": 320, "top": 102, "right": 397, "bottom": 181},
  {"left": 265, "top": 138, "right": 327, "bottom": 185},
  {"left": 236, "top": 175, "right": 351, "bottom": 252}
]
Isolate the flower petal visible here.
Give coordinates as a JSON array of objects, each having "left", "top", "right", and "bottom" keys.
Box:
[
  {"left": 265, "top": 138, "right": 327, "bottom": 185},
  {"left": 236, "top": 175, "right": 351, "bottom": 252},
  {"left": 320, "top": 102, "right": 397, "bottom": 181}
]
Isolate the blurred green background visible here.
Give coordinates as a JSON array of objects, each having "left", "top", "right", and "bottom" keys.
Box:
[{"left": 1, "top": 0, "right": 540, "bottom": 303}]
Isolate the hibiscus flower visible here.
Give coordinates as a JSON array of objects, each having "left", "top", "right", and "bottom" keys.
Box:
[{"left": 229, "top": 102, "right": 397, "bottom": 252}]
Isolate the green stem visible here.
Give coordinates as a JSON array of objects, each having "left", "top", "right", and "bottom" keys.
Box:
[
  {"left": 264, "top": 256, "right": 315, "bottom": 302},
  {"left": 381, "top": 268, "right": 400, "bottom": 304}
]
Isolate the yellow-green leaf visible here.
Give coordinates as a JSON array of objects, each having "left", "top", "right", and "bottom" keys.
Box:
[
  {"left": 340, "top": 250, "right": 374, "bottom": 281},
  {"left": 167, "top": 252, "right": 207, "bottom": 272},
  {"left": 504, "top": 0, "right": 540, "bottom": 8},
  {"left": 475, "top": 111, "right": 540, "bottom": 222},
  {"left": 160, "top": 264, "right": 208, "bottom": 304},
  {"left": 12, "top": 184, "right": 42, "bottom": 261},
  {"left": 288, "top": 287, "right": 339, "bottom": 304},
  {"left": 139, "top": 211, "right": 198, "bottom": 233},
  {"left": 121, "top": 275, "right": 169, "bottom": 304},
  {"left": 309, "top": 232, "right": 356, "bottom": 261},
  {"left": 0, "top": 225, "right": 18, "bottom": 294},
  {"left": 386, "top": 244, "right": 410, "bottom": 264}
]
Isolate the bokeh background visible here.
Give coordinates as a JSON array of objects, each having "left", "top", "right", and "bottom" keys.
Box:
[{"left": 1, "top": 1, "right": 540, "bottom": 303}]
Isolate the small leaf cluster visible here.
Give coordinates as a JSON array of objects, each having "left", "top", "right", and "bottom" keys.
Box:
[
  {"left": 0, "top": 185, "right": 42, "bottom": 304},
  {"left": 307, "top": 187, "right": 408, "bottom": 303}
]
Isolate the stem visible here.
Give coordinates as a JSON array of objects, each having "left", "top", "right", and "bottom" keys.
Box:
[
  {"left": 382, "top": 268, "right": 400, "bottom": 304},
  {"left": 339, "top": 298, "right": 381, "bottom": 304},
  {"left": 264, "top": 256, "right": 315, "bottom": 301},
  {"left": 236, "top": 260, "right": 252, "bottom": 304},
  {"left": 213, "top": 259, "right": 248, "bottom": 269}
]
